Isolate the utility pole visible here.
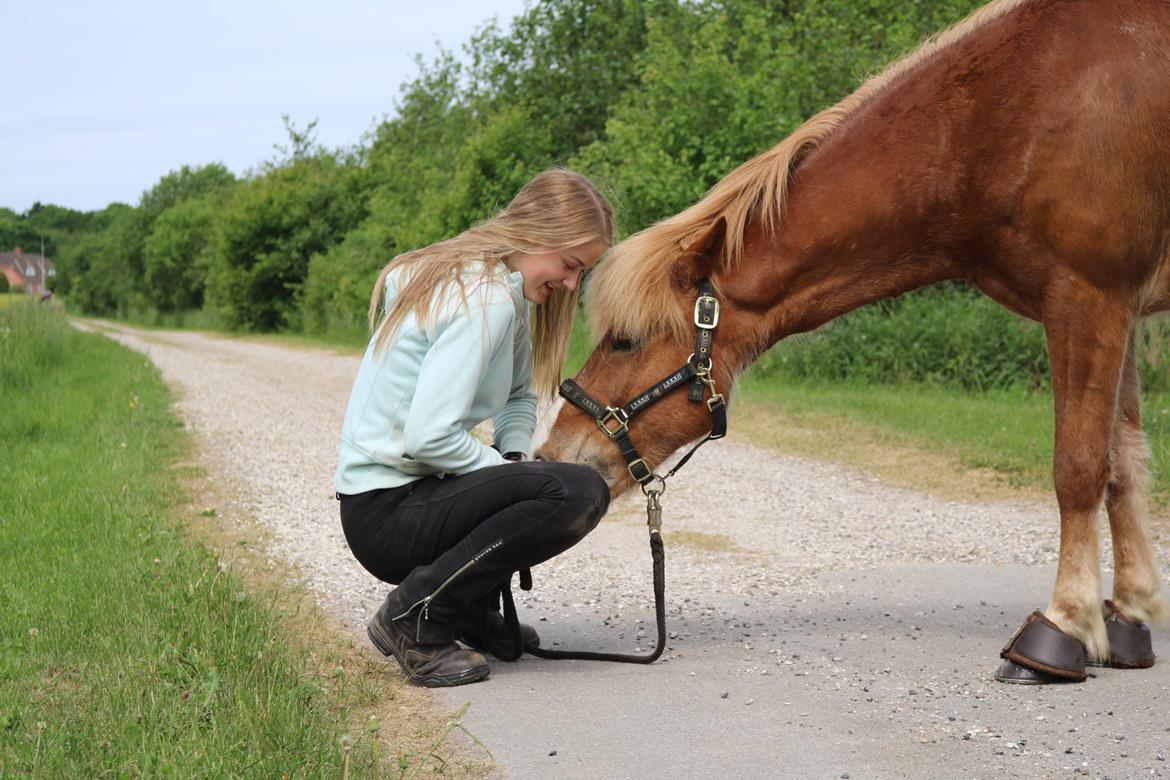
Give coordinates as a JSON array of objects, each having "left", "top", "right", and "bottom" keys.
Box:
[{"left": 39, "top": 234, "right": 47, "bottom": 296}]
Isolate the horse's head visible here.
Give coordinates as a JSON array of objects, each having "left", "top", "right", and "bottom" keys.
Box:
[{"left": 537, "top": 217, "right": 754, "bottom": 496}]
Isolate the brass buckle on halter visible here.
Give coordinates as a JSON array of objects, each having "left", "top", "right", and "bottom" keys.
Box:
[
  {"left": 597, "top": 407, "right": 629, "bottom": 439},
  {"left": 706, "top": 393, "right": 725, "bottom": 412},
  {"left": 628, "top": 458, "right": 651, "bottom": 483},
  {"left": 694, "top": 295, "right": 719, "bottom": 329}
]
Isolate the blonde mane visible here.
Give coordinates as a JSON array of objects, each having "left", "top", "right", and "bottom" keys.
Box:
[{"left": 587, "top": 0, "right": 1034, "bottom": 344}]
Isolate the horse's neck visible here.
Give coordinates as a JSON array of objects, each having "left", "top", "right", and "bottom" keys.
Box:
[{"left": 724, "top": 123, "right": 966, "bottom": 358}]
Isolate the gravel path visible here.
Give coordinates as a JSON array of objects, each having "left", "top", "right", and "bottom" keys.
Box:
[{"left": 80, "top": 320, "right": 1170, "bottom": 779}]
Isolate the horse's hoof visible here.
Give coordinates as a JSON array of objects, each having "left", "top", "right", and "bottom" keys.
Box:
[
  {"left": 998, "top": 610, "right": 1088, "bottom": 683},
  {"left": 994, "top": 659, "right": 1075, "bottom": 684},
  {"left": 1086, "top": 600, "right": 1156, "bottom": 669}
]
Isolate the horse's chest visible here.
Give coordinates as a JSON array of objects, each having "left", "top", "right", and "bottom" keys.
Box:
[{"left": 970, "top": 265, "right": 1044, "bottom": 323}]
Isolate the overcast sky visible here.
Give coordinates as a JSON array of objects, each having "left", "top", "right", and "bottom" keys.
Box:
[{"left": 2, "top": 1, "right": 530, "bottom": 214}]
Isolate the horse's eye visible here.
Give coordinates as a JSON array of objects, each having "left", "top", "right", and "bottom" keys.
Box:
[{"left": 612, "top": 337, "right": 636, "bottom": 352}]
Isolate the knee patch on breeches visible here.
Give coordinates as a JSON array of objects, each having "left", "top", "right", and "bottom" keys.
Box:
[{"left": 540, "top": 463, "right": 609, "bottom": 541}]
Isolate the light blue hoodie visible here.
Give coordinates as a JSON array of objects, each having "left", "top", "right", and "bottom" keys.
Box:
[{"left": 333, "top": 263, "right": 537, "bottom": 494}]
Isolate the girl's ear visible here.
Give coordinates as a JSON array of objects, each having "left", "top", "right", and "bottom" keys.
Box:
[{"left": 670, "top": 217, "right": 727, "bottom": 291}]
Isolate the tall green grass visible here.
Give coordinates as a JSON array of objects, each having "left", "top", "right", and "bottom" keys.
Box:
[
  {"left": 118, "top": 305, "right": 224, "bottom": 332},
  {"left": 0, "top": 302, "right": 386, "bottom": 777},
  {"left": 735, "top": 376, "right": 1170, "bottom": 502},
  {"left": 737, "top": 376, "right": 1055, "bottom": 486},
  {"left": 114, "top": 304, "right": 373, "bottom": 353},
  {"left": 0, "top": 301, "right": 71, "bottom": 388}
]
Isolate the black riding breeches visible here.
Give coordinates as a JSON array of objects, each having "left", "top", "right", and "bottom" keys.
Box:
[{"left": 339, "top": 461, "right": 610, "bottom": 624}]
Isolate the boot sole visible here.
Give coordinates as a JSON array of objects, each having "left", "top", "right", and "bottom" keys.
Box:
[{"left": 367, "top": 621, "right": 491, "bottom": 688}]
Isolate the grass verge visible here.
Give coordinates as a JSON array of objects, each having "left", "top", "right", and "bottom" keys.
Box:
[
  {"left": 0, "top": 301, "right": 490, "bottom": 778},
  {"left": 734, "top": 375, "right": 1170, "bottom": 508}
]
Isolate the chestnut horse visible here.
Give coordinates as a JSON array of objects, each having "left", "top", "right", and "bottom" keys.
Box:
[{"left": 538, "top": 0, "right": 1170, "bottom": 680}]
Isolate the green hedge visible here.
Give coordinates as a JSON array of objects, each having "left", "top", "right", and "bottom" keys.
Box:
[
  {"left": 748, "top": 284, "right": 1170, "bottom": 392},
  {"left": 749, "top": 284, "right": 1050, "bottom": 391}
]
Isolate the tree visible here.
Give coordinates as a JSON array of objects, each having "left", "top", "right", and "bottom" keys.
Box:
[
  {"left": 466, "top": 0, "right": 674, "bottom": 153},
  {"left": 204, "top": 154, "right": 368, "bottom": 331},
  {"left": 57, "top": 204, "right": 136, "bottom": 314},
  {"left": 573, "top": 0, "right": 987, "bottom": 232},
  {"left": 141, "top": 194, "right": 224, "bottom": 312}
]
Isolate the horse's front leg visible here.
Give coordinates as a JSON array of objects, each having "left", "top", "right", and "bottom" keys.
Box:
[
  {"left": 998, "top": 288, "right": 1132, "bottom": 683},
  {"left": 1106, "top": 327, "right": 1170, "bottom": 626},
  {"left": 1041, "top": 290, "right": 1134, "bottom": 665}
]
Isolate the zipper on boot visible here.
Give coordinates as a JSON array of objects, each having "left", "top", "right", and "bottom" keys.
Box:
[{"left": 391, "top": 539, "right": 505, "bottom": 642}]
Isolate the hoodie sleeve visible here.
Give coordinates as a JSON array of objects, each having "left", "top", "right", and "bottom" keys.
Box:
[
  {"left": 491, "top": 310, "right": 537, "bottom": 456},
  {"left": 402, "top": 283, "right": 512, "bottom": 475}
]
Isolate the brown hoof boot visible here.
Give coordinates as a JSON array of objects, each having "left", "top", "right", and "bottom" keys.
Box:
[
  {"left": 1086, "top": 600, "right": 1156, "bottom": 669},
  {"left": 994, "top": 659, "right": 1077, "bottom": 685},
  {"left": 997, "top": 610, "right": 1088, "bottom": 684},
  {"left": 367, "top": 593, "right": 490, "bottom": 688}
]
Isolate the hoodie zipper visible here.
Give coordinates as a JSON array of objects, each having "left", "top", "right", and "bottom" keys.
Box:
[{"left": 392, "top": 538, "right": 505, "bottom": 641}]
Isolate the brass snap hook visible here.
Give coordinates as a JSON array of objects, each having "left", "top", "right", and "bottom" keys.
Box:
[{"left": 644, "top": 488, "right": 663, "bottom": 535}]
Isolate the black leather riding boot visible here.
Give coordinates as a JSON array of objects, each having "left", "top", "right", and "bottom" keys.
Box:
[
  {"left": 455, "top": 595, "right": 541, "bottom": 660},
  {"left": 367, "top": 590, "right": 490, "bottom": 687}
]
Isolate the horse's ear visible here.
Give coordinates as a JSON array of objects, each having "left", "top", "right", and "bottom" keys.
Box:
[{"left": 671, "top": 217, "right": 727, "bottom": 291}]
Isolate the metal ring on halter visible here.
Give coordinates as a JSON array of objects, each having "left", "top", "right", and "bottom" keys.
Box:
[
  {"left": 689, "top": 355, "right": 719, "bottom": 390},
  {"left": 688, "top": 352, "right": 712, "bottom": 373},
  {"left": 640, "top": 474, "right": 667, "bottom": 496}
]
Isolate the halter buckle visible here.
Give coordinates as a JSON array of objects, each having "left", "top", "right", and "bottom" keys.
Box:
[
  {"left": 627, "top": 457, "right": 651, "bottom": 483},
  {"left": 597, "top": 407, "right": 629, "bottom": 439},
  {"left": 706, "top": 393, "right": 725, "bottom": 412},
  {"left": 694, "top": 295, "right": 720, "bottom": 330}
]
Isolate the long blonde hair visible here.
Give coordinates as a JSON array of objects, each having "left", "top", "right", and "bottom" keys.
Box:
[{"left": 368, "top": 168, "right": 614, "bottom": 396}]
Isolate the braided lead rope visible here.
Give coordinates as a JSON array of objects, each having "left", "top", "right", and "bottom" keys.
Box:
[{"left": 510, "top": 520, "right": 667, "bottom": 665}]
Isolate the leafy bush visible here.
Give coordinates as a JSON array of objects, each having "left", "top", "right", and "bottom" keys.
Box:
[
  {"left": 141, "top": 193, "right": 227, "bottom": 313},
  {"left": 749, "top": 284, "right": 1051, "bottom": 391},
  {"left": 748, "top": 285, "right": 1170, "bottom": 392},
  {"left": 204, "top": 154, "right": 368, "bottom": 331},
  {"left": 56, "top": 204, "right": 137, "bottom": 315}
]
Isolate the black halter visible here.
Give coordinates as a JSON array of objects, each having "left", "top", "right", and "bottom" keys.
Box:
[
  {"left": 489, "top": 282, "right": 728, "bottom": 667},
  {"left": 558, "top": 280, "right": 727, "bottom": 490}
]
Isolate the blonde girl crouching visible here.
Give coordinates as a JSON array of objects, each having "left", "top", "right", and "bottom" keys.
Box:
[{"left": 334, "top": 168, "right": 613, "bottom": 687}]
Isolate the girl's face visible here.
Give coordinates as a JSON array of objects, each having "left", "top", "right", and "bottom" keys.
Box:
[{"left": 506, "top": 240, "right": 608, "bottom": 304}]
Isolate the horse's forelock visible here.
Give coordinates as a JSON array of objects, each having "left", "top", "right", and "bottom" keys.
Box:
[{"left": 586, "top": 230, "right": 692, "bottom": 346}]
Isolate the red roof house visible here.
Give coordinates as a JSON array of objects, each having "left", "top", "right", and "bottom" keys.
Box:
[{"left": 0, "top": 248, "right": 55, "bottom": 296}]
